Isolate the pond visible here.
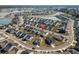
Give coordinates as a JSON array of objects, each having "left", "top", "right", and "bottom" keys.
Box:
[
  {"left": 0, "top": 18, "right": 12, "bottom": 26},
  {"left": 0, "top": 12, "right": 12, "bottom": 26}
]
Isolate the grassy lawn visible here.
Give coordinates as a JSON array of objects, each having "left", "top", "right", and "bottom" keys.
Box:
[
  {"left": 22, "top": 29, "right": 65, "bottom": 48},
  {"left": 25, "top": 35, "right": 41, "bottom": 46},
  {"left": 55, "top": 40, "right": 64, "bottom": 46},
  {"left": 40, "top": 40, "right": 51, "bottom": 48},
  {"left": 17, "top": 22, "right": 66, "bottom": 48}
]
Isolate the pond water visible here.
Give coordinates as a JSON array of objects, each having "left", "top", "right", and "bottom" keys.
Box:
[
  {"left": 0, "top": 18, "right": 12, "bottom": 26},
  {"left": 0, "top": 12, "right": 12, "bottom": 26}
]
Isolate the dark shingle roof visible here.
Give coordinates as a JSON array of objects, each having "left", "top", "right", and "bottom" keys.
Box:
[
  {"left": 45, "top": 39, "right": 55, "bottom": 45},
  {"left": 33, "top": 40, "right": 40, "bottom": 45}
]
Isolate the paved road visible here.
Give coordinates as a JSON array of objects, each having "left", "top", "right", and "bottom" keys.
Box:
[
  {"left": 34, "top": 19, "right": 75, "bottom": 51},
  {"left": 0, "top": 18, "right": 75, "bottom": 52},
  {"left": 0, "top": 30, "right": 33, "bottom": 50}
]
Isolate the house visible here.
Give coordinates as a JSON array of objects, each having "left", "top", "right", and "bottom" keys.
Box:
[
  {"left": 33, "top": 40, "right": 40, "bottom": 46},
  {"left": 45, "top": 38, "right": 55, "bottom": 45},
  {"left": 59, "top": 20, "right": 67, "bottom": 33},
  {"left": 3, "top": 43, "right": 13, "bottom": 51}
]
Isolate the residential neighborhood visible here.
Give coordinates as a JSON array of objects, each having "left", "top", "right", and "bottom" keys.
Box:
[{"left": 0, "top": 5, "right": 78, "bottom": 54}]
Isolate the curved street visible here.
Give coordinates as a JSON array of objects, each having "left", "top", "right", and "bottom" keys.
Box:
[{"left": 0, "top": 18, "right": 75, "bottom": 52}]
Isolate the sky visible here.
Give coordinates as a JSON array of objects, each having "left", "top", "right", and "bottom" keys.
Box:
[{"left": 0, "top": 0, "right": 79, "bottom": 5}]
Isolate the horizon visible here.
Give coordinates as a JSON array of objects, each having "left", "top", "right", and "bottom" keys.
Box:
[{"left": 0, "top": 5, "right": 79, "bottom": 8}]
